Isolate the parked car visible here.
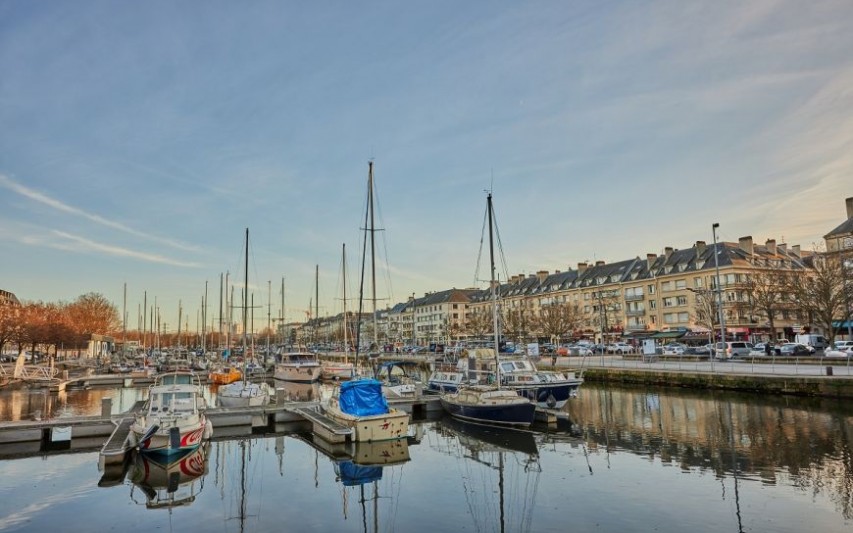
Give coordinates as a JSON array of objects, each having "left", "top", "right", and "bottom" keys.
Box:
[
  {"left": 714, "top": 341, "right": 754, "bottom": 359},
  {"left": 606, "top": 342, "right": 633, "bottom": 354},
  {"left": 824, "top": 346, "right": 853, "bottom": 358},
  {"left": 778, "top": 343, "right": 811, "bottom": 356},
  {"left": 662, "top": 344, "right": 685, "bottom": 355},
  {"left": 832, "top": 340, "right": 853, "bottom": 351}
]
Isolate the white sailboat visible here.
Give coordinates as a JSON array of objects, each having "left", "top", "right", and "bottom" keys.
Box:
[{"left": 218, "top": 228, "right": 272, "bottom": 408}]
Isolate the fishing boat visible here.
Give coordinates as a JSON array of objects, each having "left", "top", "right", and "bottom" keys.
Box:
[
  {"left": 439, "top": 192, "right": 536, "bottom": 427},
  {"left": 323, "top": 378, "right": 409, "bottom": 442},
  {"left": 217, "top": 228, "right": 272, "bottom": 408},
  {"left": 128, "top": 370, "right": 213, "bottom": 457},
  {"left": 374, "top": 360, "right": 424, "bottom": 399},
  {"left": 274, "top": 351, "right": 323, "bottom": 382}
]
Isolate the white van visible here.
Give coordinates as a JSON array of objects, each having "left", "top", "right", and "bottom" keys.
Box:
[
  {"left": 794, "top": 334, "right": 827, "bottom": 350},
  {"left": 714, "top": 341, "right": 753, "bottom": 359}
]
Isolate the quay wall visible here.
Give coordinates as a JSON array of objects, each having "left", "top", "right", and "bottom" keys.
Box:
[{"left": 580, "top": 367, "right": 853, "bottom": 399}]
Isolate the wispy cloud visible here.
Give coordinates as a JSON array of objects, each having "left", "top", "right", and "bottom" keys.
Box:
[
  {"left": 0, "top": 173, "right": 201, "bottom": 252},
  {"left": 10, "top": 229, "right": 202, "bottom": 268}
]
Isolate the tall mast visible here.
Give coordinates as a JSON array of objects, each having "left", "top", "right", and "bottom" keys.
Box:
[
  {"left": 315, "top": 264, "right": 319, "bottom": 346},
  {"left": 203, "top": 280, "right": 208, "bottom": 352},
  {"left": 266, "top": 280, "right": 271, "bottom": 366},
  {"left": 280, "top": 277, "right": 285, "bottom": 345},
  {"left": 122, "top": 282, "right": 127, "bottom": 355},
  {"left": 487, "top": 192, "right": 500, "bottom": 387},
  {"left": 243, "top": 228, "right": 249, "bottom": 381},
  {"left": 342, "top": 243, "right": 348, "bottom": 363},
  {"left": 142, "top": 290, "right": 147, "bottom": 351},
  {"left": 368, "top": 161, "right": 378, "bottom": 351},
  {"left": 219, "top": 273, "right": 224, "bottom": 350}
]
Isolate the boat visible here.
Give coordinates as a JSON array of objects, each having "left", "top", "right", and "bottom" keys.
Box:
[
  {"left": 217, "top": 228, "right": 272, "bottom": 408},
  {"left": 321, "top": 244, "right": 356, "bottom": 381},
  {"left": 439, "top": 192, "right": 536, "bottom": 427},
  {"left": 374, "top": 360, "right": 424, "bottom": 399},
  {"left": 274, "top": 351, "right": 323, "bottom": 382},
  {"left": 429, "top": 347, "right": 583, "bottom": 408},
  {"left": 128, "top": 444, "right": 208, "bottom": 510},
  {"left": 209, "top": 365, "right": 242, "bottom": 385},
  {"left": 128, "top": 370, "right": 213, "bottom": 457},
  {"left": 323, "top": 378, "right": 409, "bottom": 442}
]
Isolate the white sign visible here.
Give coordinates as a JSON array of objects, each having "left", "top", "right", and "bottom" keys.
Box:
[
  {"left": 642, "top": 339, "right": 657, "bottom": 355},
  {"left": 527, "top": 343, "right": 540, "bottom": 357}
]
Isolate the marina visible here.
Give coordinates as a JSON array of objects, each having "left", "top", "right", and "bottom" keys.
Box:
[{"left": 0, "top": 380, "right": 851, "bottom": 532}]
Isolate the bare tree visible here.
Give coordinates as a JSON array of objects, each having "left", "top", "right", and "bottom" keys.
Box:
[
  {"left": 502, "top": 304, "right": 534, "bottom": 344},
  {"left": 0, "top": 301, "right": 20, "bottom": 354},
  {"left": 466, "top": 307, "right": 493, "bottom": 339},
  {"left": 591, "top": 290, "right": 621, "bottom": 343},
  {"left": 737, "top": 268, "right": 792, "bottom": 340},
  {"left": 67, "top": 293, "right": 120, "bottom": 337},
  {"left": 535, "top": 302, "right": 584, "bottom": 344},
  {"left": 787, "top": 253, "right": 853, "bottom": 345}
]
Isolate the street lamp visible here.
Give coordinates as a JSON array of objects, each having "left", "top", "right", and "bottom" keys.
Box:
[{"left": 712, "top": 223, "right": 727, "bottom": 357}]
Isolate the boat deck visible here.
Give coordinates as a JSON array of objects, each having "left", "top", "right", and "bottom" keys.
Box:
[{"left": 291, "top": 406, "right": 352, "bottom": 443}]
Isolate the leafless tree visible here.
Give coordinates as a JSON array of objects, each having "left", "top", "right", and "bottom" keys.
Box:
[
  {"left": 535, "top": 302, "right": 584, "bottom": 344},
  {"left": 787, "top": 252, "right": 853, "bottom": 345},
  {"left": 466, "top": 307, "right": 493, "bottom": 339},
  {"left": 502, "top": 304, "right": 534, "bottom": 344},
  {"left": 736, "top": 268, "right": 793, "bottom": 340}
]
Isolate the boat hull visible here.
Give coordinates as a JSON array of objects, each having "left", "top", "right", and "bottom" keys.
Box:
[
  {"left": 324, "top": 403, "right": 410, "bottom": 442},
  {"left": 216, "top": 382, "right": 270, "bottom": 408},
  {"left": 274, "top": 364, "right": 323, "bottom": 383},
  {"left": 509, "top": 380, "right": 582, "bottom": 409},
  {"left": 440, "top": 397, "right": 536, "bottom": 427},
  {"left": 130, "top": 416, "right": 212, "bottom": 458},
  {"left": 321, "top": 363, "right": 355, "bottom": 381}
]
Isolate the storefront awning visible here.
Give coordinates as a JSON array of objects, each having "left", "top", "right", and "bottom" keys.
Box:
[{"left": 650, "top": 331, "right": 687, "bottom": 339}]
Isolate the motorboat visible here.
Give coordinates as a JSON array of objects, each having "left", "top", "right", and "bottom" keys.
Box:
[
  {"left": 129, "top": 370, "right": 213, "bottom": 457},
  {"left": 439, "top": 385, "right": 536, "bottom": 427},
  {"left": 274, "top": 351, "right": 323, "bottom": 383},
  {"left": 324, "top": 378, "right": 409, "bottom": 442}
]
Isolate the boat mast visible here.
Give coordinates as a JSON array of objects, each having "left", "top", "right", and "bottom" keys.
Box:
[
  {"left": 368, "top": 161, "right": 378, "bottom": 353},
  {"left": 315, "top": 264, "right": 319, "bottom": 347},
  {"left": 342, "top": 243, "right": 348, "bottom": 363},
  {"left": 487, "top": 192, "right": 500, "bottom": 388},
  {"left": 243, "top": 228, "right": 249, "bottom": 383}
]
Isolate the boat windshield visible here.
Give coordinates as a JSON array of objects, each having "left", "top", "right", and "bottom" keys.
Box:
[{"left": 150, "top": 391, "right": 195, "bottom": 413}]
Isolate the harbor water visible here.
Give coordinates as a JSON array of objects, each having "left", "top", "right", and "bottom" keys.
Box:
[{"left": 0, "top": 382, "right": 850, "bottom": 532}]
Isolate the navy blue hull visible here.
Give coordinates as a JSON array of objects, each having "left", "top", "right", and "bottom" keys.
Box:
[{"left": 439, "top": 397, "right": 535, "bottom": 427}]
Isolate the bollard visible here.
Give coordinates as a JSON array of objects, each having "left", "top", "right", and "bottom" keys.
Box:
[
  {"left": 826, "top": 366, "right": 833, "bottom": 376},
  {"left": 101, "top": 397, "right": 112, "bottom": 418}
]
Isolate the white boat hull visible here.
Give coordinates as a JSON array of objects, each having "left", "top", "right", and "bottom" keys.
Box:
[
  {"left": 324, "top": 400, "right": 409, "bottom": 442},
  {"left": 216, "top": 382, "right": 271, "bottom": 408},
  {"left": 275, "top": 364, "right": 323, "bottom": 383}
]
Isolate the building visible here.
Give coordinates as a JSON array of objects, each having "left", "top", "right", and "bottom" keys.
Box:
[{"left": 0, "top": 289, "right": 20, "bottom": 306}]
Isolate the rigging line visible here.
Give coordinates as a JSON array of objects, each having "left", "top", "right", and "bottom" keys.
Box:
[
  {"left": 490, "top": 202, "right": 511, "bottom": 285},
  {"left": 355, "top": 165, "right": 371, "bottom": 363},
  {"left": 370, "top": 169, "right": 395, "bottom": 306},
  {"left": 473, "top": 202, "right": 488, "bottom": 287}
]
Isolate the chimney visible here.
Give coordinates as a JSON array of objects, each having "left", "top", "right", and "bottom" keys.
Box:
[
  {"left": 646, "top": 253, "right": 657, "bottom": 270},
  {"left": 792, "top": 244, "right": 801, "bottom": 257},
  {"left": 695, "top": 241, "right": 706, "bottom": 259},
  {"left": 778, "top": 243, "right": 787, "bottom": 255},
  {"left": 578, "top": 262, "right": 588, "bottom": 275},
  {"left": 536, "top": 270, "right": 549, "bottom": 283},
  {"left": 738, "top": 236, "right": 753, "bottom": 255},
  {"left": 555, "top": 270, "right": 560, "bottom": 274},
  {"left": 766, "top": 239, "right": 777, "bottom": 256},
  {"left": 847, "top": 197, "right": 853, "bottom": 219},
  {"left": 595, "top": 260, "right": 605, "bottom": 267},
  {"left": 664, "top": 247, "right": 673, "bottom": 260}
]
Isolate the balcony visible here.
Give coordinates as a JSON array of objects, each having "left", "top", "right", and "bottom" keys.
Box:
[
  {"left": 626, "top": 324, "right": 647, "bottom": 331},
  {"left": 624, "top": 294, "right": 644, "bottom": 302},
  {"left": 625, "top": 309, "right": 646, "bottom": 317}
]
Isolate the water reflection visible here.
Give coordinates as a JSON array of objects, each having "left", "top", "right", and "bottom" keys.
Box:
[
  {"left": 567, "top": 384, "right": 853, "bottom": 520},
  {"left": 127, "top": 443, "right": 209, "bottom": 511}
]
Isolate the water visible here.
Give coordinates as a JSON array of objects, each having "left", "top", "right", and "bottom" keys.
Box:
[{"left": 0, "top": 383, "right": 850, "bottom": 532}]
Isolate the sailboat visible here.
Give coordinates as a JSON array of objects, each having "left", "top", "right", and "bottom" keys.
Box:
[
  {"left": 323, "top": 161, "right": 410, "bottom": 442},
  {"left": 439, "top": 192, "right": 536, "bottom": 427},
  {"left": 218, "top": 228, "right": 272, "bottom": 408},
  {"left": 322, "top": 244, "right": 356, "bottom": 381}
]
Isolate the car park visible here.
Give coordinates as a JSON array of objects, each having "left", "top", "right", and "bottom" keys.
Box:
[
  {"left": 606, "top": 342, "right": 633, "bottom": 354},
  {"left": 662, "top": 344, "right": 685, "bottom": 355},
  {"left": 824, "top": 346, "right": 853, "bottom": 358}
]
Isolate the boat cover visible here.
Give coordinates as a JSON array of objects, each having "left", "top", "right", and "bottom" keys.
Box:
[{"left": 338, "top": 379, "right": 389, "bottom": 416}]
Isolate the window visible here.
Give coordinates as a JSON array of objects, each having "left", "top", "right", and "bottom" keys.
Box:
[
  {"left": 676, "top": 296, "right": 688, "bottom": 306},
  {"left": 694, "top": 277, "right": 703, "bottom": 288},
  {"left": 675, "top": 280, "right": 686, "bottom": 289},
  {"left": 663, "top": 297, "right": 675, "bottom": 307},
  {"left": 678, "top": 312, "right": 689, "bottom": 322},
  {"left": 663, "top": 313, "right": 677, "bottom": 324},
  {"left": 661, "top": 281, "right": 673, "bottom": 292},
  {"left": 649, "top": 300, "right": 657, "bottom": 309},
  {"left": 648, "top": 285, "right": 656, "bottom": 295}
]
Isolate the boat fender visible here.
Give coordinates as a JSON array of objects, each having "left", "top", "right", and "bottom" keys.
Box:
[{"left": 203, "top": 419, "right": 213, "bottom": 440}]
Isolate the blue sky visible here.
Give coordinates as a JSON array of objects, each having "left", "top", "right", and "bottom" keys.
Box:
[{"left": 2, "top": 1, "right": 852, "bottom": 332}]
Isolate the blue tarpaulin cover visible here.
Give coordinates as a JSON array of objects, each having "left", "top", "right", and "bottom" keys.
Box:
[
  {"left": 338, "top": 379, "right": 389, "bottom": 416},
  {"left": 337, "top": 462, "right": 382, "bottom": 486}
]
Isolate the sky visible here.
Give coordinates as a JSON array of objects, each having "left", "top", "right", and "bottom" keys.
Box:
[{"left": 2, "top": 0, "right": 853, "bottom": 333}]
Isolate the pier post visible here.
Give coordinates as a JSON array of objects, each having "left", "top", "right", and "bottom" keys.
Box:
[{"left": 101, "top": 398, "right": 112, "bottom": 418}]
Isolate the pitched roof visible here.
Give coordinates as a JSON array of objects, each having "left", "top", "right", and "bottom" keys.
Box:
[{"left": 825, "top": 217, "right": 853, "bottom": 238}]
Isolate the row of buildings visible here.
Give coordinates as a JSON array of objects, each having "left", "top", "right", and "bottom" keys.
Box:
[{"left": 296, "top": 197, "right": 853, "bottom": 347}]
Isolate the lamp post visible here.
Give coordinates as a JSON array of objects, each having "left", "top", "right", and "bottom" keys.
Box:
[{"left": 712, "top": 223, "right": 727, "bottom": 359}]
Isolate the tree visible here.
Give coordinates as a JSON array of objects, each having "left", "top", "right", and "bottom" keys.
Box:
[
  {"left": 591, "top": 290, "right": 621, "bottom": 343},
  {"left": 689, "top": 288, "right": 719, "bottom": 344},
  {"left": 737, "top": 268, "right": 792, "bottom": 340},
  {"left": 502, "top": 304, "right": 534, "bottom": 344},
  {"left": 0, "top": 301, "right": 20, "bottom": 354},
  {"left": 66, "top": 293, "right": 120, "bottom": 337},
  {"left": 535, "top": 302, "right": 583, "bottom": 344},
  {"left": 466, "top": 307, "right": 493, "bottom": 339},
  {"left": 788, "top": 253, "right": 853, "bottom": 346}
]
